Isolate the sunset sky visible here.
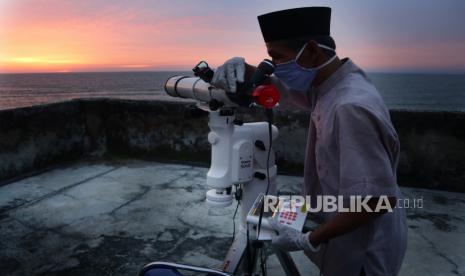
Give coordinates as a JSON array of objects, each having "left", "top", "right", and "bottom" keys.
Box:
[{"left": 1, "top": 0, "right": 464, "bottom": 73}]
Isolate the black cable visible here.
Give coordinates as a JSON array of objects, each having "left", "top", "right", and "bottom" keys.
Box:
[
  {"left": 231, "top": 198, "right": 240, "bottom": 243},
  {"left": 241, "top": 107, "right": 274, "bottom": 275},
  {"left": 264, "top": 249, "right": 268, "bottom": 276},
  {"left": 256, "top": 108, "right": 273, "bottom": 238},
  {"left": 260, "top": 246, "right": 268, "bottom": 276},
  {"left": 251, "top": 108, "right": 273, "bottom": 276},
  {"left": 245, "top": 222, "right": 252, "bottom": 274},
  {"left": 232, "top": 190, "right": 241, "bottom": 242},
  {"left": 264, "top": 246, "right": 268, "bottom": 274}
]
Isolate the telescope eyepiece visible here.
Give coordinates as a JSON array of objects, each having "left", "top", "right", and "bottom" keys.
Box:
[
  {"left": 257, "top": 59, "right": 275, "bottom": 76},
  {"left": 251, "top": 59, "right": 275, "bottom": 88}
]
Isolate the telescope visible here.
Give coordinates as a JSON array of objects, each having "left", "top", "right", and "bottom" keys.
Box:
[
  {"left": 164, "top": 59, "right": 279, "bottom": 208},
  {"left": 163, "top": 61, "right": 301, "bottom": 275}
]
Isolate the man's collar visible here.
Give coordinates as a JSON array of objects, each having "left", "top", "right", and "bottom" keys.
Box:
[{"left": 312, "top": 58, "right": 361, "bottom": 100}]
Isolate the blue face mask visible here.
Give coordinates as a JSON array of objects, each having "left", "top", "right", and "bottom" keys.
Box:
[{"left": 274, "top": 43, "right": 336, "bottom": 92}]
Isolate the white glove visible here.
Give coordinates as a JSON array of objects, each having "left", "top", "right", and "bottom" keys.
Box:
[
  {"left": 269, "top": 219, "right": 321, "bottom": 253},
  {"left": 211, "top": 57, "right": 245, "bottom": 92}
]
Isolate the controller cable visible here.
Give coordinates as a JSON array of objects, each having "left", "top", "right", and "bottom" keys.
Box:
[
  {"left": 256, "top": 108, "right": 274, "bottom": 276},
  {"left": 231, "top": 183, "right": 241, "bottom": 243}
]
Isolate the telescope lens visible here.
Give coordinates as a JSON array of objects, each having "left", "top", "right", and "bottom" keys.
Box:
[{"left": 193, "top": 60, "right": 214, "bottom": 83}]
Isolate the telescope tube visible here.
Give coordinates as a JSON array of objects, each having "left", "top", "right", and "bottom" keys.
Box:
[{"left": 164, "top": 76, "right": 236, "bottom": 106}]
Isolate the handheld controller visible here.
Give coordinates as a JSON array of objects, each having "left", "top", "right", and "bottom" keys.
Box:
[{"left": 246, "top": 193, "right": 308, "bottom": 240}]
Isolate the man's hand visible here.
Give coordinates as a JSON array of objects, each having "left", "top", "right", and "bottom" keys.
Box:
[
  {"left": 211, "top": 57, "right": 245, "bottom": 92},
  {"left": 269, "top": 219, "right": 320, "bottom": 252},
  {"left": 309, "top": 196, "right": 397, "bottom": 245}
]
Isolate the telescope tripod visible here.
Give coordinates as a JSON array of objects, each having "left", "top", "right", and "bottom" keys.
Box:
[{"left": 223, "top": 225, "right": 301, "bottom": 275}]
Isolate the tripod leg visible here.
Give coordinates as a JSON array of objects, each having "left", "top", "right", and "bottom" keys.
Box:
[
  {"left": 222, "top": 230, "right": 248, "bottom": 274},
  {"left": 222, "top": 229, "right": 263, "bottom": 275},
  {"left": 241, "top": 241, "right": 263, "bottom": 275},
  {"left": 274, "top": 249, "right": 301, "bottom": 276}
]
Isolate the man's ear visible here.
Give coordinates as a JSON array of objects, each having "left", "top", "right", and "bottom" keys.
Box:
[{"left": 306, "top": 40, "right": 320, "bottom": 65}]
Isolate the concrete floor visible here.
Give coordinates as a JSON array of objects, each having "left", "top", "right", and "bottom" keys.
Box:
[{"left": 0, "top": 160, "right": 464, "bottom": 276}]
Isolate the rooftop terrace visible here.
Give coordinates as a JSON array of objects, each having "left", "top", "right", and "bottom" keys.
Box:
[{"left": 1, "top": 160, "right": 464, "bottom": 275}]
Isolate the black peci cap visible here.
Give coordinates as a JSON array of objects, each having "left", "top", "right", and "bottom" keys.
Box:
[{"left": 258, "top": 7, "right": 331, "bottom": 42}]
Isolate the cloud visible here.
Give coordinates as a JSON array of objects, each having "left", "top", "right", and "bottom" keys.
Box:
[{"left": 1, "top": 0, "right": 465, "bottom": 73}]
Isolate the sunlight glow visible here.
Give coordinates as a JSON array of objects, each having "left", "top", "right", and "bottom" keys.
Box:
[
  {"left": 0, "top": 1, "right": 464, "bottom": 73},
  {"left": 10, "top": 57, "right": 80, "bottom": 64}
]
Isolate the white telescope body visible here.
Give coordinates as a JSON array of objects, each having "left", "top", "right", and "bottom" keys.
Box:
[
  {"left": 206, "top": 110, "right": 278, "bottom": 214},
  {"left": 164, "top": 74, "right": 278, "bottom": 243},
  {"left": 162, "top": 65, "right": 301, "bottom": 274},
  {"left": 164, "top": 76, "right": 236, "bottom": 106}
]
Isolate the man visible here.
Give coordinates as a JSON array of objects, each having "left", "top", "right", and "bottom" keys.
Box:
[{"left": 212, "top": 7, "right": 407, "bottom": 276}]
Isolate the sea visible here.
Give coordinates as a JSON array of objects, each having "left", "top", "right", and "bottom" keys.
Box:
[{"left": 0, "top": 71, "right": 464, "bottom": 111}]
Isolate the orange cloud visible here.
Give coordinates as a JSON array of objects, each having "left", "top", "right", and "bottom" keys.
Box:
[
  {"left": 0, "top": 1, "right": 262, "bottom": 73},
  {"left": 1, "top": 1, "right": 464, "bottom": 73}
]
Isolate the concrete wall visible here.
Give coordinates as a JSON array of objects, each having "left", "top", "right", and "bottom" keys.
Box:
[
  {"left": 0, "top": 101, "right": 90, "bottom": 182},
  {"left": 1, "top": 99, "right": 464, "bottom": 192}
]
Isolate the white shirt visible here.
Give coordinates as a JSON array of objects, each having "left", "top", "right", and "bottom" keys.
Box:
[{"left": 272, "top": 59, "right": 407, "bottom": 276}]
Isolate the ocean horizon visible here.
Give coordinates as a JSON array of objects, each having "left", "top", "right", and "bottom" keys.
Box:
[{"left": 1, "top": 71, "right": 464, "bottom": 112}]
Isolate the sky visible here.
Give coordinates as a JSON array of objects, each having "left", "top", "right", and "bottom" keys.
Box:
[{"left": 0, "top": 0, "right": 465, "bottom": 73}]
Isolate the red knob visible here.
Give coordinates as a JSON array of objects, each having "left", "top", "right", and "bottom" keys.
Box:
[{"left": 252, "top": 84, "right": 280, "bottom": 109}]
